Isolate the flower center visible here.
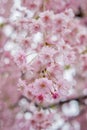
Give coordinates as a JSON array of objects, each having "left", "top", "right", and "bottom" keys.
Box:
[{"left": 40, "top": 83, "right": 46, "bottom": 88}]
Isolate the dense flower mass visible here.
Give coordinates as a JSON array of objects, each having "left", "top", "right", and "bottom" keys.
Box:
[
  {"left": 0, "top": 0, "right": 87, "bottom": 130},
  {"left": 13, "top": 8, "right": 77, "bottom": 105}
]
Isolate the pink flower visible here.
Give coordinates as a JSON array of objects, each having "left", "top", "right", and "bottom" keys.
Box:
[
  {"left": 47, "top": 63, "right": 63, "bottom": 81},
  {"left": 30, "top": 111, "right": 53, "bottom": 130},
  {"left": 14, "top": 52, "right": 26, "bottom": 66},
  {"left": 38, "top": 46, "right": 57, "bottom": 66},
  {"left": 32, "top": 78, "right": 53, "bottom": 94},
  {"left": 58, "top": 79, "right": 71, "bottom": 96},
  {"left": 39, "top": 11, "right": 54, "bottom": 24},
  {"left": 23, "top": 77, "right": 58, "bottom": 103}
]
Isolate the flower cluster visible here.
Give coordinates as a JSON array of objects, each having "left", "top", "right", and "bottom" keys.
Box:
[
  {"left": 0, "top": 0, "right": 87, "bottom": 130},
  {"left": 12, "top": 9, "right": 78, "bottom": 105}
]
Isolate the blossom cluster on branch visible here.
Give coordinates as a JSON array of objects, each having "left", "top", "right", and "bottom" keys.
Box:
[{"left": 0, "top": 0, "right": 87, "bottom": 130}]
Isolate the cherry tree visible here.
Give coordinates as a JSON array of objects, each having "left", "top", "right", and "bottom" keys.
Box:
[{"left": 0, "top": 0, "right": 87, "bottom": 130}]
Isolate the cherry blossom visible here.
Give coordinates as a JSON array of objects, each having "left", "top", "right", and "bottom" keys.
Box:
[{"left": 0, "top": 0, "right": 87, "bottom": 130}]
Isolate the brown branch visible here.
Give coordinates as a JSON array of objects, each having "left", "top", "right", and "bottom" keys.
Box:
[{"left": 19, "top": 94, "right": 87, "bottom": 109}]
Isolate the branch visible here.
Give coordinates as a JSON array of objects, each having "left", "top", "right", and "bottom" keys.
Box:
[{"left": 19, "top": 94, "right": 87, "bottom": 109}]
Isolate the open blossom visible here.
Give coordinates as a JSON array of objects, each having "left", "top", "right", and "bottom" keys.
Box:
[
  {"left": 21, "top": 0, "right": 43, "bottom": 13},
  {"left": 38, "top": 46, "right": 57, "bottom": 66},
  {"left": 23, "top": 77, "right": 59, "bottom": 103},
  {"left": 30, "top": 111, "right": 54, "bottom": 130}
]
